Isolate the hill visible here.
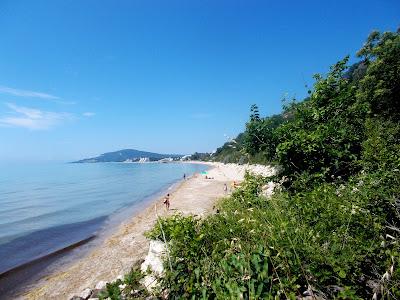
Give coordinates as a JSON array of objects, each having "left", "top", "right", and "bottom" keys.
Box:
[{"left": 73, "top": 149, "right": 182, "bottom": 163}]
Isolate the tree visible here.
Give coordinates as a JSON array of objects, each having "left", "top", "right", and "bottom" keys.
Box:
[
  {"left": 249, "top": 104, "right": 260, "bottom": 122},
  {"left": 356, "top": 30, "right": 400, "bottom": 121}
]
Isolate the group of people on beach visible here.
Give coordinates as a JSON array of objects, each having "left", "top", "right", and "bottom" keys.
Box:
[{"left": 162, "top": 173, "right": 239, "bottom": 211}]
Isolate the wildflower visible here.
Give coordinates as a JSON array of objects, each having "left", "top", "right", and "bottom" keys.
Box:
[
  {"left": 352, "top": 187, "right": 359, "bottom": 193},
  {"left": 118, "top": 284, "right": 127, "bottom": 290}
]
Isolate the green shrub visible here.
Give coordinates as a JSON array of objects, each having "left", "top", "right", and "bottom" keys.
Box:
[
  {"left": 144, "top": 170, "right": 399, "bottom": 299},
  {"left": 99, "top": 267, "right": 148, "bottom": 300},
  {"left": 361, "top": 118, "right": 400, "bottom": 172}
]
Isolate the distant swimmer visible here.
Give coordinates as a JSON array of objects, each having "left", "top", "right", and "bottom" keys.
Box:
[{"left": 163, "top": 193, "right": 170, "bottom": 210}]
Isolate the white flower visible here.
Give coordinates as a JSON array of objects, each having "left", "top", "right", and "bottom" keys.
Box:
[{"left": 118, "top": 283, "right": 127, "bottom": 290}]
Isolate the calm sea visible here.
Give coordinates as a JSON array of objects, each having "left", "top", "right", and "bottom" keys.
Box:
[{"left": 0, "top": 162, "right": 208, "bottom": 277}]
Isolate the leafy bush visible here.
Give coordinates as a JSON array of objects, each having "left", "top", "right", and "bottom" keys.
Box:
[
  {"left": 99, "top": 267, "right": 148, "bottom": 300},
  {"left": 361, "top": 118, "right": 400, "bottom": 172},
  {"left": 242, "top": 30, "right": 399, "bottom": 190}
]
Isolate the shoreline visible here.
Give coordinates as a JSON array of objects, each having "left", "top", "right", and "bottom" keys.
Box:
[
  {"left": 0, "top": 175, "right": 190, "bottom": 299},
  {"left": 11, "top": 162, "right": 213, "bottom": 299},
  {"left": 0, "top": 163, "right": 208, "bottom": 299},
  {"left": 18, "top": 162, "right": 274, "bottom": 299}
]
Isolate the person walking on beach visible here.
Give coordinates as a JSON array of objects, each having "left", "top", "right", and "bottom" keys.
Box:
[
  {"left": 183, "top": 173, "right": 186, "bottom": 180},
  {"left": 223, "top": 183, "right": 228, "bottom": 193},
  {"left": 163, "top": 193, "right": 170, "bottom": 210}
]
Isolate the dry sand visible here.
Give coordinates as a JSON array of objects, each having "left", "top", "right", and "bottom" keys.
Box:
[{"left": 21, "top": 162, "right": 275, "bottom": 299}]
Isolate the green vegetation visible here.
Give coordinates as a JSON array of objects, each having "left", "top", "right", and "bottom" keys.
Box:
[
  {"left": 189, "top": 152, "right": 212, "bottom": 161},
  {"left": 103, "top": 29, "right": 400, "bottom": 299},
  {"left": 147, "top": 170, "right": 399, "bottom": 299},
  {"left": 99, "top": 267, "right": 148, "bottom": 300}
]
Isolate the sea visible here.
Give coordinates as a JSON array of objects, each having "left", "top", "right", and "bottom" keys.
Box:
[{"left": 0, "top": 161, "right": 208, "bottom": 297}]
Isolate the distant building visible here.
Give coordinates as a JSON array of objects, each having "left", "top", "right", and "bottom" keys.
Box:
[{"left": 159, "top": 157, "right": 174, "bottom": 163}]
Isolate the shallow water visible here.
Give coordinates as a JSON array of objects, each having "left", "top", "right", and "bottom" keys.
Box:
[{"left": 0, "top": 162, "right": 208, "bottom": 275}]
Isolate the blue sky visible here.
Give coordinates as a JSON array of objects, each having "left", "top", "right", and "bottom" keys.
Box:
[{"left": 0, "top": 1, "right": 398, "bottom": 161}]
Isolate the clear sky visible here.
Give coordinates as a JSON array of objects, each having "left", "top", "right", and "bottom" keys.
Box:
[{"left": 0, "top": 1, "right": 398, "bottom": 161}]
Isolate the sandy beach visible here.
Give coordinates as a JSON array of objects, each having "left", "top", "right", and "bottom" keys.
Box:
[{"left": 20, "top": 162, "right": 274, "bottom": 300}]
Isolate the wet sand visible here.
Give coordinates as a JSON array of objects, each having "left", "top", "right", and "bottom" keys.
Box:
[{"left": 20, "top": 162, "right": 274, "bottom": 299}]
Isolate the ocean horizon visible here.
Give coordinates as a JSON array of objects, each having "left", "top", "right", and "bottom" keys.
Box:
[{"left": 0, "top": 162, "right": 208, "bottom": 278}]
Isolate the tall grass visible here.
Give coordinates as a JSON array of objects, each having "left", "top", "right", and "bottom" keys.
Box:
[{"left": 146, "top": 171, "right": 399, "bottom": 299}]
